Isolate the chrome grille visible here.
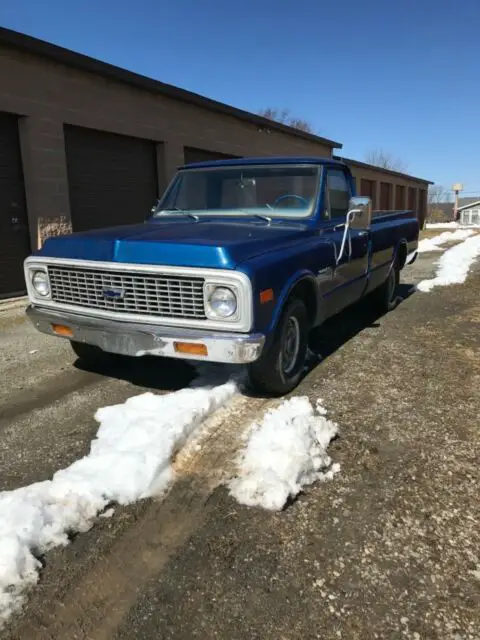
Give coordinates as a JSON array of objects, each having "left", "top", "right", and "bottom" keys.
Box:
[{"left": 47, "top": 266, "right": 206, "bottom": 319}]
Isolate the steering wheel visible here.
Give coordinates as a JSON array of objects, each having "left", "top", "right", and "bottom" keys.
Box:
[{"left": 272, "top": 194, "right": 309, "bottom": 208}]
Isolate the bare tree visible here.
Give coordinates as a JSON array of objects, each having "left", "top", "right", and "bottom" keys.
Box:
[
  {"left": 365, "top": 148, "right": 408, "bottom": 173},
  {"left": 428, "top": 185, "right": 450, "bottom": 205},
  {"left": 258, "top": 107, "right": 315, "bottom": 134},
  {"left": 427, "top": 185, "right": 453, "bottom": 223}
]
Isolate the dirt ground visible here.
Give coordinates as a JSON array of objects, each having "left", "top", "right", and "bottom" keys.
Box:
[{"left": 1, "top": 249, "right": 479, "bottom": 640}]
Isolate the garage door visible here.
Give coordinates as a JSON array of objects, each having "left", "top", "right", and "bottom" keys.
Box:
[
  {"left": 0, "top": 112, "right": 31, "bottom": 299},
  {"left": 380, "top": 182, "right": 392, "bottom": 210},
  {"left": 408, "top": 187, "right": 417, "bottom": 211},
  {"left": 64, "top": 126, "right": 158, "bottom": 232},
  {"left": 184, "top": 146, "right": 239, "bottom": 165},
  {"left": 360, "top": 179, "right": 376, "bottom": 208},
  {"left": 395, "top": 185, "right": 405, "bottom": 209}
]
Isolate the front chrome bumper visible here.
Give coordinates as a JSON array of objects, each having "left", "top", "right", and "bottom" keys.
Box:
[{"left": 26, "top": 306, "right": 265, "bottom": 364}]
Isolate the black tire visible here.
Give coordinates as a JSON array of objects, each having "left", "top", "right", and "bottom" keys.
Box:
[
  {"left": 371, "top": 261, "right": 400, "bottom": 313},
  {"left": 70, "top": 340, "right": 119, "bottom": 365},
  {"left": 247, "top": 298, "right": 310, "bottom": 396}
]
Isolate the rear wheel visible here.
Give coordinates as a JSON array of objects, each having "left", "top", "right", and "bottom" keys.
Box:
[
  {"left": 371, "top": 261, "right": 400, "bottom": 313},
  {"left": 247, "top": 298, "right": 309, "bottom": 396}
]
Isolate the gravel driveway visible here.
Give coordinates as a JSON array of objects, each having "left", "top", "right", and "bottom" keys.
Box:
[{"left": 1, "top": 251, "right": 479, "bottom": 640}]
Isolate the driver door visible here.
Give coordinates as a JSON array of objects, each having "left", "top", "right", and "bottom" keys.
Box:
[{"left": 322, "top": 168, "right": 369, "bottom": 315}]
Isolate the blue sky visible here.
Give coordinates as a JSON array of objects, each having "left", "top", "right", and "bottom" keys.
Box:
[{"left": 1, "top": 0, "right": 479, "bottom": 194}]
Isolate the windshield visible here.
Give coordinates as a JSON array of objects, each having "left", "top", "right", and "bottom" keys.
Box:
[{"left": 154, "top": 165, "right": 320, "bottom": 219}]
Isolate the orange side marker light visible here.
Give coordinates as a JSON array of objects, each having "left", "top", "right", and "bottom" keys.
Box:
[{"left": 260, "top": 288, "right": 274, "bottom": 304}]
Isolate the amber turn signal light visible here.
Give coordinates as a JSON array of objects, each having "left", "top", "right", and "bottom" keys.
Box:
[
  {"left": 174, "top": 342, "right": 208, "bottom": 356},
  {"left": 51, "top": 323, "right": 74, "bottom": 337}
]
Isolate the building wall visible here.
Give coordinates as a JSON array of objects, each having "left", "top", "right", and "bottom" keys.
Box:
[
  {"left": 342, "top": 161, "right": 429, "bottom": 227},
  {"left": 0, "top": 45, "right": 335, "bottom": 249}
]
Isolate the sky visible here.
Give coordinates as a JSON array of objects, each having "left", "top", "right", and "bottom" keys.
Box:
[{"left": 1, "top": 0, "right": 479, "bottom": 194}]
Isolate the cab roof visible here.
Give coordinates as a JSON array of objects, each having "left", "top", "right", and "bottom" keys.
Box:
[{"left": 181, "top": 156, "right": 345, "bottom": 170}]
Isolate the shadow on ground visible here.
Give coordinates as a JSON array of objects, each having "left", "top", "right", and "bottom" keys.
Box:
[
  {"left": 308, "top": 282, "right": 414, "bottom": 360},
  {"left": 73, "top": 283, "right": 416, "bottom": 395},
  {"left": 73, "top": 352, "right": 197, "bottom": 391}
]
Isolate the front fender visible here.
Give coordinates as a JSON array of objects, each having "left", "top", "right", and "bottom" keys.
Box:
[
  {"left": 248, "top": 267, "right": 319, "bottom": 343},
  {"left": 268, "top": 271, "right": 318, "bottom": 336},
  {"left": 237, "top": 236, "right": 335, "bottom": 337}
]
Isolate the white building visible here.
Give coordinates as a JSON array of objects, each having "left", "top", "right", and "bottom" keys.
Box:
[{"left": 458, "top": 200, "right": 480, "bottom": 226}]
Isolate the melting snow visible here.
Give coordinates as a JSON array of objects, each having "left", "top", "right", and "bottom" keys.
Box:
[
  {"left": 417, "top": 233, "right": 480, "bottom": 292},
  {"left": 425, "top": 222, "right": 460, "bottom": 230},
  {"left": 418, "top": 229, "right": 474, "bottom": 253},
  {"left": 229, "top": 397, "right": 339, "bottom": 511},
  {"left": 426, "top": 221, "right": 479, "bottom": 230},
  {"left": 0, "top": 381, "right": 236, "bottom": 626}
]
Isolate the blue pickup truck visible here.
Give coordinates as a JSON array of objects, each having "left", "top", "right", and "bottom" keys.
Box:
[{"left": 24, "top": 157, "right": 418, "bottom": 394}]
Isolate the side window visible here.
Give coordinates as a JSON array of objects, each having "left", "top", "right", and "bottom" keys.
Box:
[{"left": 325, "top": 169, "right": 350, "bottom": 219}]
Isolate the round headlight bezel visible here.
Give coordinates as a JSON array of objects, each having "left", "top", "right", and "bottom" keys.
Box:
[
  {"left": 31, "top": 270, "right": 50, "bottom": 297},
  {"left": 206, "top": 285, "right": 238, "bottom": 319}
]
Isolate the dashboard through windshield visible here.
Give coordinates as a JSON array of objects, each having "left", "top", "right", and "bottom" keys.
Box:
[{"left": 154, "top": 165, "right": 320, "bottom": 219}]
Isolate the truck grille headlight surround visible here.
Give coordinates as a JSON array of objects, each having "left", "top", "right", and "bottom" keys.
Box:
[
  {"left": 205, "top": 285, "right": 238, "bottom": 319},
  {"left": 31, "top": 270, "right": 50, "bottom": 297}
]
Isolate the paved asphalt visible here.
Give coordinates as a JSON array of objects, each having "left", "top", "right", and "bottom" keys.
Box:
[{"left": 1, "top": 251, "right": 479, "bottom": 640}]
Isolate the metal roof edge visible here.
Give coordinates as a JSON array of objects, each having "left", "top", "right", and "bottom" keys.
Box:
[
  {"left": 0, "top": 27, "right": 343, "bottom": 150},
  {"left": 457, "top": 200, "right": 480, "bottom": 211},
  {"left": 334, "top": 155, "right": 433, "bottom": 185}
]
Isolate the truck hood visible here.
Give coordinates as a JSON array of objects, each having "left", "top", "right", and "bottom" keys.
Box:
[{"left": 37, "top": 218, "right": 312, "bottom": 269}]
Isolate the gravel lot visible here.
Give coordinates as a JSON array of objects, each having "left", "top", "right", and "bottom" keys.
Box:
[{"left": 1, "top": 250, "right": 479, "bottom": 640}]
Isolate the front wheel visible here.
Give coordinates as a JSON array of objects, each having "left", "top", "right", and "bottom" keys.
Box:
[{"left": 247, "top": 298, "right": 309, "bottom": 396}]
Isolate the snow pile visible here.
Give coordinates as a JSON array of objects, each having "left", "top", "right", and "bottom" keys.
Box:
[
  {"left": 418, "top": 229, "right": 473, "bottom": 253},
  {"left": 0, "top": 381, "right": 235, "bottom": 626},
  {"left": 425, "top": 222, "right": 477, "bottom": 230},
  {"left": 417, "top": 233, "right": 480, "bottom": 292},
  {"left": 426, "top": 222, "right": 459, "bottom": 229},
  {"left": 229, "top": 397, "right": 339, "bottom": 511}
]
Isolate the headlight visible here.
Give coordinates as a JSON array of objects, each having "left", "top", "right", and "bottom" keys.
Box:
[
  {"left": 207, "top": 286, "right": 237, "bottom": 318},
  {"left": 31, "top": 270, "right": 50, "bottom": 297}
]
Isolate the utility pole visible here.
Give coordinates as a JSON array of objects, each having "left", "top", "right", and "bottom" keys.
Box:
[{"left": 452, "top": 183, "right": 463, "bottom": 221}]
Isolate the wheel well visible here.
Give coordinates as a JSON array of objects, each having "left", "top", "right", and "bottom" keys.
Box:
[
  {"left": 289, "top": 278, "right": 317, "bottom": 326},
  {"left": 396, "top": 242, "right": 408, "bottom": 269}
]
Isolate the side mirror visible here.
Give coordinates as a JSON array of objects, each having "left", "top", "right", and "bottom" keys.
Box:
[{"left": 347, "top": 197, "right": 372, "bottom": 230}]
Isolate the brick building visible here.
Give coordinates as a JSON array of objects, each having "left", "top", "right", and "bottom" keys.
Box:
[{"left": 0, "top": 27, "right": 431, "bottom": 298}]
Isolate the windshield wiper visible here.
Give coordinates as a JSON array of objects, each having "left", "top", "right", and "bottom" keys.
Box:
[
  {"left": 252, "top": 213, "right": 272, "bottom": 224},
  {"left": 156, "top": 208, "right": 200, "bottom": 221}
]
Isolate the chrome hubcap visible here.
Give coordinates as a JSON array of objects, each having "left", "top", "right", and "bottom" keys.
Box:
[{"left": 282, "top": 316, "right": 300, "bottom": 375}]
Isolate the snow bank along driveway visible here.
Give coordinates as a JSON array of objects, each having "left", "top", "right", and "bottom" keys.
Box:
[
  {"left": 417, "top": 233, "right": 480, "bottom": 292},
  {"left": 0, "top": 374, "right": 340, "bottom": 626},
  {"left": 229, "top": 397, "right": 339, "bottom": 511},
  {"left": 417, "top": 229, "right": 473, "bottom": 253},
  {"left": 0, "top": 382, "right": 236, "bottom": 625},
  {"left": 425, "top": 221, "right": 475, "bottom": 229}
]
